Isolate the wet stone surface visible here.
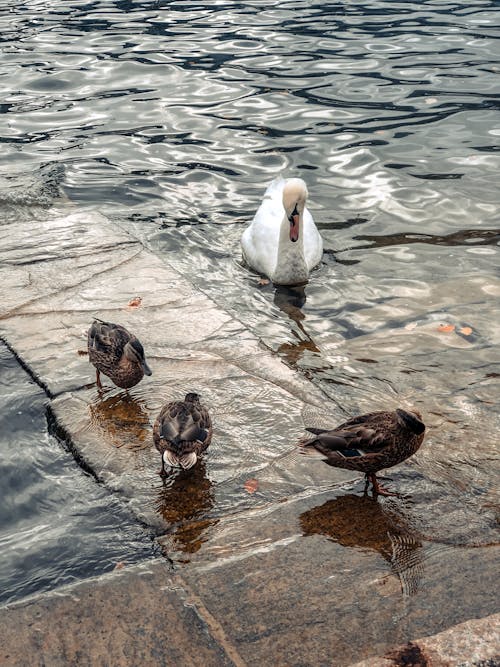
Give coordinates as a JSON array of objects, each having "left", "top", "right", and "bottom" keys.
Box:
[
  {"left": 0, "top": 560, "right": 237, "bottom": 667},
  {"left": 161, "top": 487, "right": 498, "bottom": 666},
  {"left": 0, "top": 209, "right": 498, "bottom": 666}
]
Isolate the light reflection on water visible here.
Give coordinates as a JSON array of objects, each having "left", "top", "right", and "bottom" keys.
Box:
[{"left": 0, "top": 0, "right": 499, "bottom": 633}]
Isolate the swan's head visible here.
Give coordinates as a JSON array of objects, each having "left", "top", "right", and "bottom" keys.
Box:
[{"left": 282, "top": 178, "right": 308, "bottom": 243}]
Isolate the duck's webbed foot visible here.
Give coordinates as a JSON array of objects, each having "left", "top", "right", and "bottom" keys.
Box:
[{"left": 367, "top": 473, "right": 399, "bottom": 497}]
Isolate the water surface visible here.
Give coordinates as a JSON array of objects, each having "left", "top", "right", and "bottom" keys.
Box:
[{"left": 0, "top": 0, "right": 498, "bottom": 648}]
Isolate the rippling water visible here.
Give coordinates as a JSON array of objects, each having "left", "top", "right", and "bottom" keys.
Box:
[
  {"left": 0, "top": 343, "right": 157, "bottom": 605},
  {"left": 1, "top": 0, "right": 499, "bottom": 631}
]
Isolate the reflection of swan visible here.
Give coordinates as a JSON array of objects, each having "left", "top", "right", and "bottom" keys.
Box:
[
  {"left": 88, "top": 391, "right": 150, "bottom": 450},
  {"left": 273, "top": 284, "right": 307, "bottom": 321},
  {"left": 155, "top": 461, "right": 216, "bottom": 555},
  {"left": 273, "top": 284, "right": 322, "bottom": 366},
  {"left": 300, "top": 494, "right": 424, "bottom": 596},
  {"left": 241, "top": 178, "right": 323, "bottom": 285}
]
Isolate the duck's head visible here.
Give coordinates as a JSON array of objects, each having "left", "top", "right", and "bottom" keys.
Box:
[
  {"left": 282, "top": 178, "right": 308, "bottom": 243},
  {"left": 124, "top": 340, "right": 152, "bottom": 376},
  {"left": 396, "top": 408, "right": 425, "bottom": 435},
  {"left": 184, "top": 392, "right": 200, "bottom": 403}
]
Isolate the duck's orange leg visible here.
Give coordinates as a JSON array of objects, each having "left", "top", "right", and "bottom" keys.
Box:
[{"left": 367, "top": 473, "right": 399, "bottom": 497}]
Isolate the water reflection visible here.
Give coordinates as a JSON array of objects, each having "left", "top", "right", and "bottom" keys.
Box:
[
  {"left": 300, "top": 495, "right": 424, "bottom": 596},
  {"left": 155, "top": 460, "right": 216, "bottom": 557},
  {"left": 273, "top": 284, "right": 322, "bottom": 366},
  {"left": 273, "top": 284, "right": 308, "bottom": 320},
  {"left": 88, "top": 391, "right": 150, "bottom": 450}
]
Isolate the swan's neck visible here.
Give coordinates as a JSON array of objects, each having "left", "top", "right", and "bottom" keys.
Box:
[{"left": 272, "top": 214, "right": 308, "bottom": 285}]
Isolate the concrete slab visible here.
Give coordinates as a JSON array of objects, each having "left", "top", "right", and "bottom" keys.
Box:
[
  {"left": 1, "top": 208, "right": 498, "bottom": 667},
  {"left": 350, "top": 613, "right": 500, "bottom": 667},
  {"left": 0, "top": 560, "right": 241, "bottom": 667},
  {"left": 0, "top": 209, "right": 336, "bottom": 534},
  {"left": 164, "top": 487, "right": 499, "bottom": 666}
]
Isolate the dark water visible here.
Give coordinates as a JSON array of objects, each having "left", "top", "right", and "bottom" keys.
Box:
[
  {"left": 0, "top": 343, "right": 158, "bottom": 605},
  {"left": 0, "top": 0, "right": 499, "bottom": 624}
]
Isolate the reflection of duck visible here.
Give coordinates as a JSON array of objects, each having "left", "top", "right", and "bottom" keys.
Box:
[
  {"left": 153, "top": 393, "right": 212, "bottom": 477},
  {"left": 241, "top": 178, "right": 323, "bottom": 285},
  {"left": 88, "top": 391, "right": 150, "bottom": 450},
  {"left": 299, "top": 409, "right": 425, "bottom": 496},
  {"left": 87, "top": 319, "right": 152, "bottom": 389},
  {"left": 300, "top": 494, "right": 423, "bottom": 596},
  {"left": 155, "top": 460, "right": 216, "bottom": 555}
]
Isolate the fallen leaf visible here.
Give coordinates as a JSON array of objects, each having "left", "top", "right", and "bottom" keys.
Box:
[
  {"left": 77, "top": 349, "right": 88, "bottom": 356},
  {"left": 113, "top": 562, "right": 126, "bottom": 570},
  {"left": 127, "top": 296, "right": 142, "bottom": 308},
  {"left": 460, "top": 326, "right": 473, "bottom": 336},
  {"left": 437, "top": 324, "right": 455, "bottom": 333},
  {"left": 244, "top": 478, "right": 259, "bottom": 494}
]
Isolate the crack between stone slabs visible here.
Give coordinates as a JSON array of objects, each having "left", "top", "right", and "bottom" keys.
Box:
[
  {"left": 0, "top": 303, "right": 178, "bottom": 321},
  {"left": 0, "top": 335, "right": 54, "bottom": 398},
  {"left": 116, "top": 223, "right": 333, "bottom": 404},
  {"left": 0, "top": 247, "right": 144, "bottom": 321},
  {"left": 192, "top": 341, "right": 327, "bottom": 410},
  {"left": 45, "top": 402, "right": 167, "bottom": 547},
  {"left": 2, "top": 239, "right": 139, "bottom": 267},
  {"left": 170, "top": 572, "right": 249, "bottom": 667}
]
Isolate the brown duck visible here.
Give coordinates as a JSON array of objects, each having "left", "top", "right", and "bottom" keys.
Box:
[
  {"left": 299, "top": 409, "right": 425, "bottom": 496},
  {"left": 87, "top": 319, "right": 152, "bottom": 389},
  {"left": 153, "top": 393, "right": 212, "bottom": 478}
]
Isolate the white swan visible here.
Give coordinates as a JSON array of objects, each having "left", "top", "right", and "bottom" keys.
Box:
[{"left": 241, "top": 177, "right": 323, "bottom": 286}]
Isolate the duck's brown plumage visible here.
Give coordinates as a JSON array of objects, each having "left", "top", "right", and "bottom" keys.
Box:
[
  {"left": 153, "top": 393, "right": 212, "bottom": 477},
  {"left": 87, "top": 319, "right": 152, "bottom": 389},
  {"left": 299, "top": 409, "right": 425, "bottom": 496}
]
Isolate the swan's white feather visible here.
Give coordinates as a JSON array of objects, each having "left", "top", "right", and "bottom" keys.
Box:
[{"left": 241, "top": 177, "right": 323, "bottom": 285}]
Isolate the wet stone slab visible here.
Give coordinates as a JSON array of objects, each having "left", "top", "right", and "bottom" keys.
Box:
[
  {"left": 1, "top": 209, "right": 498, "bottom": 666},
  {"left": 0, "top": 560, "right": 238, "bottom": 667},
  {"left": 165, "top": 487, "right": 499, "bottom": 667},
  {"left": 350, "top": 613, "right": 500, "bottom": 667},
  {"left": 0, "top": 208, "right": 352, "bottom": 540}
]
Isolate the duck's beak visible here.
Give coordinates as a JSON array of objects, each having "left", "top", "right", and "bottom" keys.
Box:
[
  {"left": 289, "top": 205, "right": 299, "bottom": 242},
  {"left": 142, "top": 360, "right": 152, "bottom": 376}
]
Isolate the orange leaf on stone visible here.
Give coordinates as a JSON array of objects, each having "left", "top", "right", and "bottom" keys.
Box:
[
  {"left": 437, "top": 324, "right": 455, "bottom": 333},
  {"left": 127, "top": 296, "right": 142, "bottom": 308},
  {"left": 244, "top": 478, "right": 259, "bottom": 494},
  {"left": 460, "top": 326, "right": 473, "bottom": 336}
]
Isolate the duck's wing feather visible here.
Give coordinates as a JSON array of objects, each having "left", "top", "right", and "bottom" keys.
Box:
[{"left": 302, "top": 412, "right": 395, "bottom": 457}]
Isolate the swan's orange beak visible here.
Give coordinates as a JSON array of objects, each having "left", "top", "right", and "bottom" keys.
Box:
[{"left": 289, "top": 206, "right": 299, "bottom": 242}]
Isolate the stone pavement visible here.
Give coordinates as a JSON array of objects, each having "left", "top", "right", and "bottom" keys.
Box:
[{"left": 0, "top": 210, "right": 498, "bottom": 666}]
